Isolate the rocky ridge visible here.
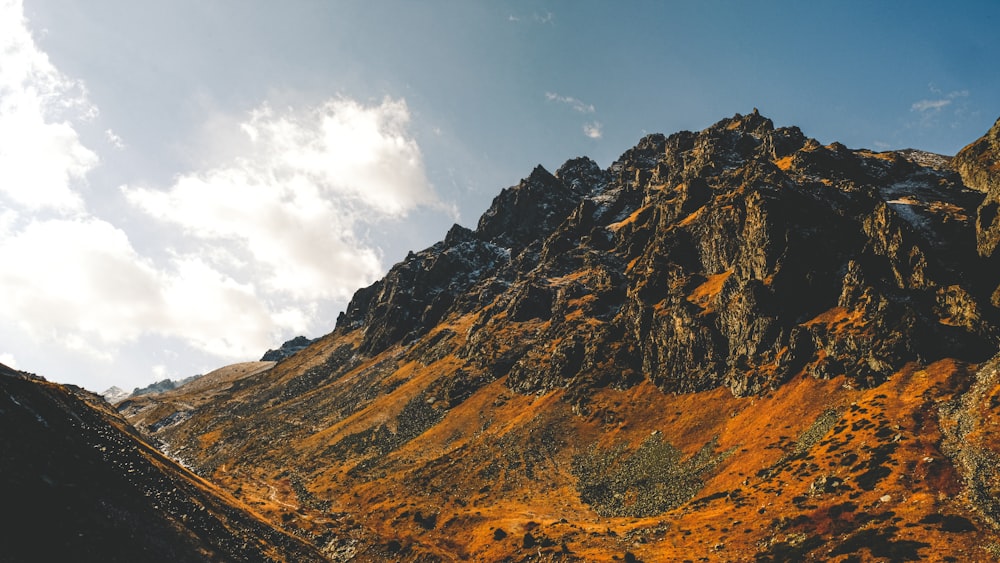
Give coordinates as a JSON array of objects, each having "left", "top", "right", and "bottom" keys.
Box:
[
  {"left": 103, "top": 375, "right": 200, "bottom": 405},
  {"left": 120, "top": 111, "right": 1000, "bottom": 561},
  {"left": 338, "top": 109, "right": 998, "bottom": 398}
]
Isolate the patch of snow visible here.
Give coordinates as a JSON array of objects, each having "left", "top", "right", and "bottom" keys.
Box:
[
  {"left": 887, "top": 200, "right": 936, "bottom": 241},
  {"left": 101, "top": 386, "right": 131, "bottom": 404},
  {"left": 878, "top": 179, "right": 930, "bottom": 202},
  {"left": 896, "top": 149, "right": 951, "bottom": 169}
]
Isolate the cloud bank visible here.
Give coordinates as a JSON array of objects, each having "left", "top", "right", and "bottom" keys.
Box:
[
  {"left": 0, "top": 0, "right": 442, "bottom": 388},
  {"left": 0, "top": 217, "right": 303, "bottom": 361},
  {"left": 124, "top": 97, "right": 437, "bottom": 301},
  {"left": 0, "top": 0, "right": 97, "bottom": 213}
]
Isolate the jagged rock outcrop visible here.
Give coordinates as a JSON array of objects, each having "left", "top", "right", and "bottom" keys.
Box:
[
  {"left": 101, "top": 385, "right": 131, "bottom": 404},
  {"left": 952, "top": 115, "right": 1000, "bottom": 250},
  {"left": 336, "top": 223, "right": 512, "bottom": 355},
  {"left": 954, "top": 116, "right": 1000, "bottom": 305},
  {"left": 333, "top": 109, "right": 1000, "bottom": 398},
  {"left": 336, "top": 161, "right": 600, "bottom": 356},
  {"left": 130, "top": 377, "right": 190, "bottom": 397},
  {"left": 103, "top": 376, "right": 200, "bottom": 405},
  {"left": 261, "top": 335, "right": 316, "bottom": 362}
]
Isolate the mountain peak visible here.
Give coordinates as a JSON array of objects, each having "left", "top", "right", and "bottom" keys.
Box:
[
  {"left": 325, "top": 112, "right": 1000, "bottom": 399},
  {"left": 116, "top": 112, "right": 1000, "bottom": 561},
  {"left": 475, "top": 162, "right": 585, "bottom": 249},
  {"left": 260, "top": 335, "right": 316, "bottom": 362},
  {"left": 714, "top": 108, "right": 775, "bottom": 137},
  {"left": 555, "top": 156, "right": 608, "bottom": 195}
]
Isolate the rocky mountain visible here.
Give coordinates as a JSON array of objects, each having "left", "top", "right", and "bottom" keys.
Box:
[
  {"left": 103, "top": 375, "right": 201, "bottom": 405},
  {"left": 115, "top": 111, "right": 1000, "bottom": 560},
  {"left": 0, "top": 363, "right": 326, "bottom": 563},
  {"left": 101, "top": 339, "right": 308, "bottom": 405},
  {"left": 101, "top": 385, "right": 131, "bottom": 404},
  {"left": 262, "top": 336, "right": 318, "bottom": 362}
]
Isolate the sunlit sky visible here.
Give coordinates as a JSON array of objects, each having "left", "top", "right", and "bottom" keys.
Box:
[{"left": 2, "top": 0, "right": 999, "bottom": 392}]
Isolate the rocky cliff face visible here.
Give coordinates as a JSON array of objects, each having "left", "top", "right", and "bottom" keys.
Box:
[
  {"left": 953, "top": 116, "right": 1000, "bottom": 304},
  {"left": 120, "top": 112, "right": 1000, "bottom": 561},
  {"left": 336, "top": 109, "right": 998, "bottom": 399}
]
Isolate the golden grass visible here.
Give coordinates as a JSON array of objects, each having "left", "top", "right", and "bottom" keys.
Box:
[
  {"left": 128, "top": 306, "right": 996, "bottom": 561},
  {"left": 687, "top": 270, "right": 733, "bottom": 313},
  {"left": 608, "top": 204, "right": 651, "bottom": 231},
  {"left": 774, "top": 155, "right": 795, "bottom": 170}
]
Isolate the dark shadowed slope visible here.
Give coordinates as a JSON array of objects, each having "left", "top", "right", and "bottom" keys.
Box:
[{"left": 0, "top": 363, "right": 326, "bottom": 563}]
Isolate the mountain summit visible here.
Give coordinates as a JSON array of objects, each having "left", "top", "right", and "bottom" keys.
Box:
[
  {"left": 337, "top": 109, "right": 997, "bottom": 398},
  {"left": 116, "top": 112, "right": 1000, "bottom": 560}
]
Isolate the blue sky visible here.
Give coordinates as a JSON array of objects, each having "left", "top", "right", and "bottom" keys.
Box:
[{"left": 2, "top": 0, "right": 999, "bottom": 392}]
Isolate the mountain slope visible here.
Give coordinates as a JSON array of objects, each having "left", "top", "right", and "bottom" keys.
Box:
[
  {"left": 124, "top": 111, "right": 1000, "bottom": 561},
  {"left": 0, "top": 363, "right": 326, "bottom": 563}
]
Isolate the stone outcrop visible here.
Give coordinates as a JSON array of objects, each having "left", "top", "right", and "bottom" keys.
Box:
[
  {"left": 953, "top": 116, "right": 1000, "bottom": 304},
  {"left": 261, "top": 335, "right": 316, "bottom": 362},
  {"left": 335, "top": 110, "right": 1000, "bottom": 398},
  {"left": 953, "top": 117, "right": 1000, "bottom": 253}
]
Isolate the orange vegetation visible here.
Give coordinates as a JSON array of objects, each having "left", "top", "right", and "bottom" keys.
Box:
[
  {"left": 126, "top": 317, "right": 998, "bottom": 561},
  {"left": 608, "top": 204, "right": 651, "bottom": 231},
  {"left": 687, "top": 270, "right": 733, "bottom": 313},
  {"left": 774, "top": 155, "right": 795, "bottom": 170}
]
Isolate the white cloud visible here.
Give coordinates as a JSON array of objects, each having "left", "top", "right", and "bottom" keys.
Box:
[
  {"left": 911, "top": 89, "right": 969, "bottom": 113},
  {"left": 911, "top": 99, "right": 951, "bottom": 113},
  {"left": 545, "top": 91, "right": 596, "bottom": 114},
  {"left": 0, "top": 1, "right": 448, "bottom": 390},
  {"left": 0, "top": 208, "right": 17, "bottom": 235},
  {"left": 160, "top": 255, "right": 310, "bottom": 358},
  {"left": 0, "top": 217, "right": 160, "bottom": 353},
  {"left": 105, "top": 128, "right": 125, "bottom": 149},
  {"left": 0, "top": 216, "right": 304, "bottom": 361},
  {"left": 0, "top": 0, "right": 98, "bottom": 213},
  {"left": 547, "top": 91, "right": 603, "bottom": 139},
  {"left": 124, "top": 97, "right": 437, "bottom": 301}
]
